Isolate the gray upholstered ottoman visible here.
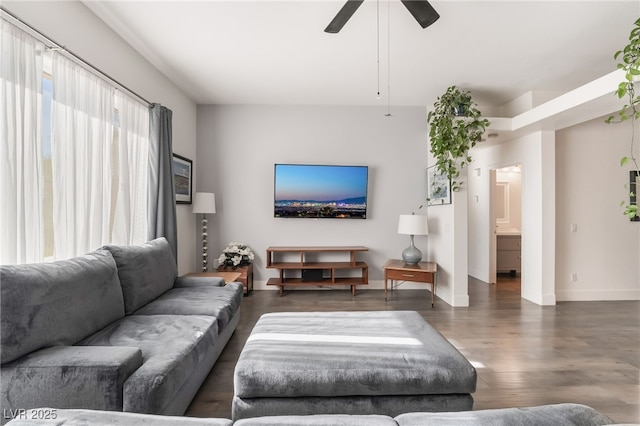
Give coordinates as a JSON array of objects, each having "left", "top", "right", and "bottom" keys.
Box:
[{"left": 232, "top": 311, "right": 476, "bottom": 420}]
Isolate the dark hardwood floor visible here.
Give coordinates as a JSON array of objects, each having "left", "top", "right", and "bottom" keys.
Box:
[{"left": 186, "top": 276, "right": 640, "bottom": 423}]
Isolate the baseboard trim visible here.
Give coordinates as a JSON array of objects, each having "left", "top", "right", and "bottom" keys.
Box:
[
  {"left": 253, "top": 282, "right": 639, "bottom": 302},
  {"left": 556, "top": 289, "right": 640, "bottom": 301}
]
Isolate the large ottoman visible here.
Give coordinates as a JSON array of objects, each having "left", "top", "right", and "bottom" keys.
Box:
[{"left": 232, "top": 311, "right": 476, "bottom": 420}]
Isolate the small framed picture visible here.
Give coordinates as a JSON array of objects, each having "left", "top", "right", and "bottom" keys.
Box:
[
  {"left": 427, "top": 166, "right": 451, "bottom": 206},
  {"left": 630, "top": 170, "right": 639, "bottom": 222},
  {"left": 172, "top": 153, "right": 193, "bottom": 204}
]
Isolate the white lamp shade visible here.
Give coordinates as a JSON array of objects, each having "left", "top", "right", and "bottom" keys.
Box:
[
  {"left": 193, "top": 192, "right": 216, "bottom": 214},
  {"left": 398, "top": 214, "right": 429, "bottom": 235}
]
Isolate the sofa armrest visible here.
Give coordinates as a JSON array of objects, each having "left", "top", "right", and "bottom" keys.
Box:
[
  {"left": 174, "top": 275, "right": 226, "bottom": 288},
  {"left": 1, "top": 346, "right": 142, "bottom": 415}
]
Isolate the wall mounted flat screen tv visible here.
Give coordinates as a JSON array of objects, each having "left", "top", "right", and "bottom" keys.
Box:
[{"left": 274, "top": 164, "right": 368, "bottom": 219}]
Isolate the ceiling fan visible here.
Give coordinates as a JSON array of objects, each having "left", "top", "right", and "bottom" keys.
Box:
[{"left": 324, "top": 0, "right": 440, "bottom": 33}]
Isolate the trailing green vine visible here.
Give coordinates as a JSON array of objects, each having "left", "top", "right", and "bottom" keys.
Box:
[
  {"left": 605, "top": 17, "right": 640, "bottom": 219},
  {"left": 427, "top": 86, "right": 490, "bottom": 192}
]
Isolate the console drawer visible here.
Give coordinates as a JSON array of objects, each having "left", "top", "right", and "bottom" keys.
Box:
[{"left": 386, "top": 269, "right": 433, "bottom": 282}]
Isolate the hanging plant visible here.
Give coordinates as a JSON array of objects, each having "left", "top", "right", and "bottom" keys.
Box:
[
  {"left": 427, "top": 86, "right": 490, "bottom": 192},
  {"left": 605, "top": 17, "right": 640, "bottom": 220}
]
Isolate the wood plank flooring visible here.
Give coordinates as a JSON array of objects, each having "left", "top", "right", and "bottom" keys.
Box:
[{"left": 185, "top": 276, "right": 640, "bottom": 423}]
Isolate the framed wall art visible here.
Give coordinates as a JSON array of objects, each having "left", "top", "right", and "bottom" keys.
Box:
[
  {"left": 630, "top": 170, "right": 639, "bottom": 222},
  {"left": 172, "top": 153, "right": 193, "bottom": 204},
  {"left": 427, "top": 166, "right": 451, "bottom": 206}
]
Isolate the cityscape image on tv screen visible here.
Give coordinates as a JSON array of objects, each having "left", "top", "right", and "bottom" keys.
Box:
[{"left": 274, "top": 164, "right": 368, "bottom": 219}]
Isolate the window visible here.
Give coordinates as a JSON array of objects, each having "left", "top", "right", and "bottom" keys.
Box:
[{"left": 2, "top": 20, "right": 150, "bottom": 264}]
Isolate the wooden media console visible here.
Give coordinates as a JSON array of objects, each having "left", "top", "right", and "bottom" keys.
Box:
[{"left": 265, "top": 246, "right": 369, "bottom": 296}]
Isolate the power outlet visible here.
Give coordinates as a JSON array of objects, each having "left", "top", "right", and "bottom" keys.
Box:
[{"left": 570, "top": 273, "right": 578, "bottom": 282}]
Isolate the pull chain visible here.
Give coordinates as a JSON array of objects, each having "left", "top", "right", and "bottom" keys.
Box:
[
  {"left": 385, "top": 0, "right": 392, "bottom": 117},
  {"left": 376, "top": 0, "right": 381, "bottom": 100}
]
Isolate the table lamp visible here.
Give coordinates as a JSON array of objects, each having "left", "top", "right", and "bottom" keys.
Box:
[
  {"left": 193, "top": 192, "right": 216, "bottom": 272},
  {"left": 398, "top": 213, "right": 429, "bottom": 264}
]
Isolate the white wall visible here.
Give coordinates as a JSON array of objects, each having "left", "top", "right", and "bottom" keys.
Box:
[
  {"left": 196, "top": 105, "right": 441, "bottom": 293},
  {"left": 468, "top": 131, "right": 557, "bottom": 305},
  {"left": 425, "top": 169, "right": 469, "bottom": 307},
  {"left": 468, "top": 163, "right": 490, "bottom": 283},
  {"left": 555, "top": 116, "right": 640, "bottom": 300},
  {"left": 4, "top": 1, "right": 198, "bottom": 273},
  {"left": 419, "top": 104, "right": 471, "bottom": 306},
  {"left": 469, "top": 116, "right": 639, "bottom": 302}
]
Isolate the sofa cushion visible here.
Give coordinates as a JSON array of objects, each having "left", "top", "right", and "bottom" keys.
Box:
[
  {"left": 232, "top": 394, "right": 473, "bottom": 421},
  {"left": 79, "top": 314, "right": 218, "bottom": 414},
  {"left": 234, "top": 414, "right": 398, "bottom": 426},
  {"left": 103, "top": 238, "right": 177, "bottom": 314},
  {"left": 394, "top": 403, "right": 615, "bottom": 425},
  {"left": 0, "top": 250, "right": 125, "bottom": 364},
  {"left": 134, "top": 283, "right": 243, "bottom": 331}
]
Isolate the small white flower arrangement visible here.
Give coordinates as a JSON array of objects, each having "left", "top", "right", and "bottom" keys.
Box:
[{"left": 218, "top": 242, "right": 254, "bottom": 269}]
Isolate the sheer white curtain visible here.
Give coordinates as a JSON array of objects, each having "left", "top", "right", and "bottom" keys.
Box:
[
  {"left": 1, "top": 19, "right": 151, "bottom": 264},
  {"left": 51, "top": 53, "right": 150, "bottom": 258},
  {"left": 111, "top": 91, "right": 149, "bottom": 245},
  {"left": 52, "top": 55, "right": 149, "bottom": 259},
  {"left": 0, "top": 20, "right": 45, "bottom": 264},
  {"left": 51, "top": 54, "right": 115, "bottom": 259}
]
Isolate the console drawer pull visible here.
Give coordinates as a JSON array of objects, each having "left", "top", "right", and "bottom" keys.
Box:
[{"left": 401, "top": 274, "right": 415, "bottom": 278}]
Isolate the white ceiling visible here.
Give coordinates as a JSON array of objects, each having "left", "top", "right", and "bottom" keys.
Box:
[{"left": 85, "top": 1, "right": 640, "bottom": 110}]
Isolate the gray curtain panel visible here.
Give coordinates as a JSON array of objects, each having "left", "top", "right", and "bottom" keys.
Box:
[{"left": 148, "top": 104, "right": 178, "bottom": 261}]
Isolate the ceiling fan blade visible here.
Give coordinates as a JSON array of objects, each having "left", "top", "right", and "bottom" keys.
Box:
[
  {"left": 324, "top": 0, "right": 365, "bottom": 33},
  {"left": 400, "top": 0, "right": 440, "bottom": 28}
]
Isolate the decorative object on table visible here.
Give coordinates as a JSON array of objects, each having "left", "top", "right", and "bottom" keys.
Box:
[
  {"left": 172, "top": 153, "right": 193, "bottom": 204},
  {"left": 427, "top": 165, "right": 452, "bottom": 205},
  {"left": 427, "top": 85, "right": 490, "bottom": 192},
  {"left": 193, "top": 192, "right": 216, "bottom": 272},
  {"left": 604, "top": 17, "right": 639, "bottom": 220},
  {"left": 217, "top": 242, "right": 254, "bottom": 268},
  {"left": 217, "top": 242, "right": 255, "bottom": 295},
  {"left": 398, "top": 213, "right": 429, "bottom": 264}
]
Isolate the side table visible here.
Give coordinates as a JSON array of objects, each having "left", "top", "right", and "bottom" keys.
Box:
[
  {"left": 383, "top": 259, "right": 438, "bottom": 307},
  {"left": 218, "top": 263, "right": 253, "bottom": 296}
]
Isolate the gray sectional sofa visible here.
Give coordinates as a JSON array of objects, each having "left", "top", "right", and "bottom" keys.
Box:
[
  {"left": 4, "top": 404, "right": 617, "bottom": 425},
  {"left": 0, "top": 238, "right": 243, "bottom": 424}
]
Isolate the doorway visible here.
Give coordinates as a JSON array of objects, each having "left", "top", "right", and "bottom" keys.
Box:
[{"left": 489, "top": 164, "right": 522, "bottom": 287}]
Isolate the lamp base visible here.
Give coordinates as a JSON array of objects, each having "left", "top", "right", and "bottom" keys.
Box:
[
  {"left": 402, "top": 235, "right": 422, "bottom": 264},
  {"left": 201, "top": 215, "right": 209, "bottom": 272}
]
